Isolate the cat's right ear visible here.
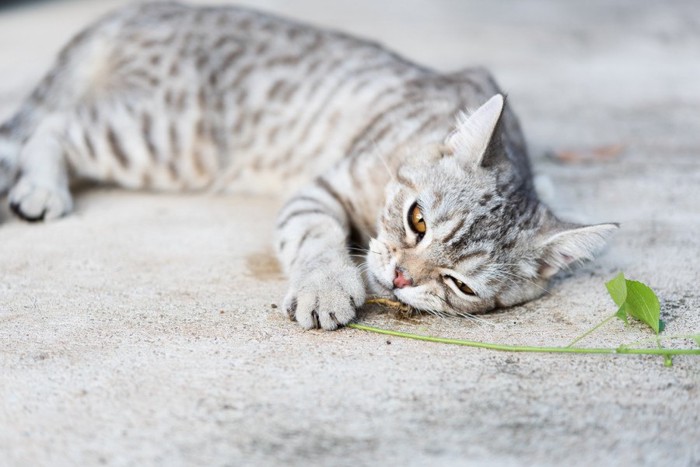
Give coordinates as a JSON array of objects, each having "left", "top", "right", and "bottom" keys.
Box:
[
  {"left": 445, "top": 94, "right": 505, "bottom": 168},
  {"left": 536, "top": 219, "right": 619, "bottom": 279}
]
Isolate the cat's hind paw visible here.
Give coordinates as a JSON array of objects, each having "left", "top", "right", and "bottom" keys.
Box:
[
  {"left": 9, "top": 178, "right": 73, "bottom": 222},
  {"left": 283, "top": 264, "right": 366, "bottom": 330}
]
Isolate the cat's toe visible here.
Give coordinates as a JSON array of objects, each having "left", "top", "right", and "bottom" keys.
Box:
[
  {"left": 297, "top": 288, "right": 355, "bottom": 330},
  {"left": 317, "top": 288, "right": 358, "bottom": 330},
  {"left": 283, "top": 295, "right": 298, "bottom": 322},
  {"left": 294, "top": 291, "right": 354, "bottom": 330},
  {"left": 9, "top": 178, "right": 73, "bottom": 222},
  {"left": 294, "top": 291, "right": 323, "bottom": 329}
]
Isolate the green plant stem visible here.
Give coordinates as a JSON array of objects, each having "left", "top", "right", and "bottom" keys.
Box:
[
  {"left": 620, "top": 333, "right": 700, "bottom": 350},
  {"left": 566, "top": 313, "right": 617, "bottom": 348},
  {"left": 347, "top": 323, "right": 700, "bottom": 357}
]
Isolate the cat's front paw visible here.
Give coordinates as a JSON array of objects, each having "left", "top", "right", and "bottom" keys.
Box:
[
  {"left": 283, "top": 263, "right": 366, "bottom": 330},
  {"left": 9, "top": 177, "right": 73, "bottom": 222}
]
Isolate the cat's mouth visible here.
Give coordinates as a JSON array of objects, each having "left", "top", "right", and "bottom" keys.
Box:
[
  {"left": 366, "top": 268, "right": 397, "bottom": 299},
  {"left": 366, "top": 269, "right": 431, "bottom": 312}
]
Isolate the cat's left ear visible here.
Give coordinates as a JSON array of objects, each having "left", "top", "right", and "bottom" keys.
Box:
[
  {"left": 445, "top": 93, "right": 506, "bottom": 168},
  {"left": 536, "top": 220, "right": 619, "bottom": 279}
]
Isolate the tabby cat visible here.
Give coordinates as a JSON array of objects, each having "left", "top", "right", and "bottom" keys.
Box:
[{"left": 0, "top": 2, "right": 617, "bottom": 330}]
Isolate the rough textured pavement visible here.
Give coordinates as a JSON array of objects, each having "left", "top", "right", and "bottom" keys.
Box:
[{"left": 1, "top": 1, "right": 699, "bottom": 465}]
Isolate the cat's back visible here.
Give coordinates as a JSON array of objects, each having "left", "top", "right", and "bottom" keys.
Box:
[
  {"left": 41, "top": 1, "right": 427, "bottom": 193},
  {"left": 83, "top": 1, "right": 395, "bottom": 80}
]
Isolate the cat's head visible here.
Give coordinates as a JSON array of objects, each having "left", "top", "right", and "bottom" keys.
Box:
[{"left": 366, "top": 94, "right": 618, "bottom": 315}]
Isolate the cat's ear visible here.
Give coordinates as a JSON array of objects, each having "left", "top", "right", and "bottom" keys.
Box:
[
  {"left": 536, "top": 219, "right": 619, "bottom": 279},
  {"left": 445, "top": 93, "right": 505, "bottom": 168}
]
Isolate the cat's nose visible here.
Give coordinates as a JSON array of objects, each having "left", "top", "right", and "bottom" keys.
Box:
[{"left": 393, "top": 268, "right": 413, "bottom": 289}]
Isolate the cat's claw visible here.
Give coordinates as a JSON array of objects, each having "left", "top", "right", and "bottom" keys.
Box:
[
  {"left": 283, "top": 264, "right": 365, "bottom": 330},
  {"left": 8, "top": 178, "right": 72, "bottom": 222}
]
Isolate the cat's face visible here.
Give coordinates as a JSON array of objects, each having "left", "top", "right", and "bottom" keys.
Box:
[{"left": 366, "top": 95, "right": 617, "bottom": 316}]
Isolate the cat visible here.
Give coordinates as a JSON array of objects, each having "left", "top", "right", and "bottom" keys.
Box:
[{"left": 0, "top": 2, "right": 617, "bottom": 330}]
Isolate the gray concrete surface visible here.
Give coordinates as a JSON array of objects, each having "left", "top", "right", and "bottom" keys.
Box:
[{"left": 1, "top": 1, "right": 699, "bottom": 465}]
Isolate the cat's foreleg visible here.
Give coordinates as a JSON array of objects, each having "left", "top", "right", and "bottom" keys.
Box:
[
  {"left": 8, "top": 114, "right": 73, "bottom": 221},
  {"left": 275, "top": 180, "right": 365, "bottom": 330}
]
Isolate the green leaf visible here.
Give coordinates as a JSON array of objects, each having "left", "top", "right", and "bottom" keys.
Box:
[
  {"left": 606, "top": 273, "right": 627, "bottom": 307},
  {"left": 693, "top": 334, "right": 700, "bottom": 347},
  {"left": 658, "top": 320, "right": 666, "bottom": 333},
  {"left": 625, "top": 280, "right": 661, "bottom": 334},
  {"left": 606, "top": 274, "right": 661, "bottom": 335}
]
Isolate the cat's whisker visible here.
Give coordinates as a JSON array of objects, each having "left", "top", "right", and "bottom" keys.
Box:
[
  {"left": 483, "top": 262, "right": 552, "bottom": 297},
  {"left": 347, "top": 245, "right": 369, "bottom": 252},
  {"left": 421, "top": 307, "right": 448, "bottom": 321},
  {"left": 347, "top": 250, "right": 369, "bottom": 256},
  {"left": 428, "top": 293, "right": 492, "bottom": 326},
  {"left": 348, "top": 255, "right": 369, "bottom": 262},
  {"left": 489, "top": 270, "right": 552, "bottom": 300},
  {"left": 415, "top": 294, "right": 454, "bottom": 321},
  {"left": 348, "top": 245, "right": 381, "bottom": 257},
  {"left": 369, "top": 139, "right": 397, "bottom": 184},
  {"left": 347, "top": 245, "right": 383, "bottom": 256},
  {"left": 453, "top": 310, "right": 494, "bottom": 327},
  {"left": 494, "top": 269, "right": 552, "bottom": 297},
  {"left": 348, "top": 247, "right": 381, "bottom": 257}
]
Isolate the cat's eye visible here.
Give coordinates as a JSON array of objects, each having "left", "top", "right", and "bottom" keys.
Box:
[
  {"left": 448, "top": 276, "right": 476, "bottom": 296},
  {"left": 408, "top": 202, "right": 426, "bottom": 240}
]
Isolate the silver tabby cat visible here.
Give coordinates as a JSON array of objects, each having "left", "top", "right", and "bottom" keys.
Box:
[{"left": 0, "top": 2, "right": 617, "bottom": 330}]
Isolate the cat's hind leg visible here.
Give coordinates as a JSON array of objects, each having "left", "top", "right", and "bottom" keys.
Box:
[{"left": 8, "top": 114, "right": 73, "bottom": 221}]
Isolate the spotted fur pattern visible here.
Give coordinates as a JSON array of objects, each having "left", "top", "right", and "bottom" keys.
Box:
[{"left": 0, "top": 2, "right": 617, "bottom": 329}]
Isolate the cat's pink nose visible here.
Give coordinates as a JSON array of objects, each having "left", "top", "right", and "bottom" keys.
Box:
[{"left": 393, "top": 268, "right": 413, "bottom": 289}]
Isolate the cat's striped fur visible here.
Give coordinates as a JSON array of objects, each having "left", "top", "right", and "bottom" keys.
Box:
[{"left": 0, "top": 2, "right": 617, "bottom": 329}]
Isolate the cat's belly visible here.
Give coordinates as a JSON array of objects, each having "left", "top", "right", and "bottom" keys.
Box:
[
  {"left": 61, "top": 102, "right": 340, "bottom": 196},
  {"left": 61, "top": 103, "right": 216, "bottom": 192}
]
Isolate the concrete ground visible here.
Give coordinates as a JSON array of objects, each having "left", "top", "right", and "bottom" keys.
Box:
[{"left": 1, "top": 0, "right": 699, "bottom": 465}]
